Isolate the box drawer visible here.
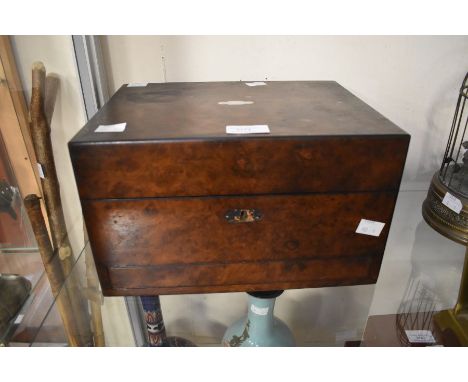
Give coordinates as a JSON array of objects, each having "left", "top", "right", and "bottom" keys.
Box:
[
  {"left": 83, "top": 192, "right": 397, "bottom": 295},
  {"left": 104, "top": 257, "right": 373, "bottom": 295}
]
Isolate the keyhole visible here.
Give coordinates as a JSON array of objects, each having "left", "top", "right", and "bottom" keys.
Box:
[{"left": 239, "top": 210, "right": 247, "bottom": 221}]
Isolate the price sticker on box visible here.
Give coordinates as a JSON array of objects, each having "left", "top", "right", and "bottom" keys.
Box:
[
  {"left": 245, "top": 82, "right": 266, "bottom": 87},
  {"left": 127, "top": 82, "right": 148, "bottom": 87},
  {"left": 226, "top": 125, "right": 270, "bottom": 135},
  {"left": 356, "top": 219, "right": 385, "bottom": 237},
  {"left": 95, "top": 123, "right": 127, "bottom": 133}
]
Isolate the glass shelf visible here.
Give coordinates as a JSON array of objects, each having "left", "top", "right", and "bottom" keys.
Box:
[
  {"left": 22, "top": 233, "right": 466, "bottom": 347},
  {"left": 0, "top": 217, "right": 45, "bottom": 346},
  {"left": 360, "top": 191, "right": 466, "bottom": 347},
  {"left": 29, "top": 239, "right": 89, "bottom": 346},
  {"left": 27, "top": 237, "right": 134, "bottom": 347},
  {"left": 1, "top": 213, "right": 88, "bottom": 346}
]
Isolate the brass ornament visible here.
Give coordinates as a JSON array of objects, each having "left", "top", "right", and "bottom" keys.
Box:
[
  {"left": 422, "top": 72, "right": 468, "bottom": 346},
  {"left": 422, "top": 172, "right": 468, "bottom": 245}
]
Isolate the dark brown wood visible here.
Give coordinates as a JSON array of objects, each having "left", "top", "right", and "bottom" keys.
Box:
[
  {"left": 83, "top": 192, "right": 397, "bottom": 294},
  {"left": 84, "top": 193, "right": 396, "bottom": 266},
  {"left": 107, "top": 257, "right": 372, "bottom": 293},
  {"left": 71, "top": 136, "right": 408, "bottom": 200},
  {"left": 71, "top": 81, "right": 406, "bottom": 142},
  {"left": 101, "top": 278, "right": 378, "bottom": 296},
  {"left": 70, "top": 81, "right": 408, "bottom": 200},
  {"left": 69, "top": 81, "right": 410, "bottom": 296}
]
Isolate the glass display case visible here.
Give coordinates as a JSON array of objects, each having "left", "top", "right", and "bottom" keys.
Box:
[
  {"left": 2, "top": 168, "right": 462, "bottom": 347},
  {"left": 0, "top": 213, "right": 88, "bottom": 346},
  {"left": 0, "top": 67, "right": 461, "bottom": 347},
  {"left": 0, "top": 131, "right": 42, "bottom": 346},
  {"left": 361, "top": 190, "right": 464, "bottom": 347},
  {"left": 22, "top": 238, "right": 134, "bottom": 347}
]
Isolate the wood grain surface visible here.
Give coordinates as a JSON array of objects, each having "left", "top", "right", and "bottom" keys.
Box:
[
  {"left": 70, "top": 81, "right": 406, "bottom": 142},
  {"left": 71, "top": 136, "right": 409, "bottom": 199},
  {"left": 69, "top": 81, "right": 410, "bottom": 295},
  {"left": 84, "top": 192, "right": 397, "bottom": 294}
]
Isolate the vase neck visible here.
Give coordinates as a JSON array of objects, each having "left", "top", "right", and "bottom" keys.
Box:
[{"left": 246, "top": 295, "right": 276, "bottom": 337}]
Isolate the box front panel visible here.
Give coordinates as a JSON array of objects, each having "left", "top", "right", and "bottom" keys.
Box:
[
  {"left": 83, "top": 192, "right": 397, "bottom": 295},
  {"left": 70, "top": 136, "right": 409, "bottom": 200}
]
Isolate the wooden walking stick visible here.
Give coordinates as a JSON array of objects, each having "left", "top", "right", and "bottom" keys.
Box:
[
  {"left": 42, "top": 65, "right": 105, "bottom": 346},
  {"left": 30, "top": 62, "right": 73, "bottom": 272},
  {"left": 23, "top": 194, "right": 81, "bottom": 346},
  {"left": 29, "top": 62, "right": 93, "bottom": 346}
]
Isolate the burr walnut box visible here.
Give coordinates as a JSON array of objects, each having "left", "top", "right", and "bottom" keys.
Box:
[{"left": 69, "top": 81, "right": 409, "bottom": 296}]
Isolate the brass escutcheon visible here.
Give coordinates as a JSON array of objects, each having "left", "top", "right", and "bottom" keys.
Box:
[{"left": 225, "top": 209, "right": 262, "bottom": 223}]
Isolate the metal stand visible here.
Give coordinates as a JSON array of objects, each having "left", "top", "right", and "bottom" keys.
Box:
[{"left": 434, "top": 247, "right": 468, "bottom": 346}]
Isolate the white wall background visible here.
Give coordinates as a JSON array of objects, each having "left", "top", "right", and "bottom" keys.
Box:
[
  {"left": 11, "top": 35, "right": 468, "bottom": 346},
  {"left": 101, "top": 35, "right": 468, "bottom": 345},
  {"left": 102, "top": 36, "right": 468, "bottom": 191}
]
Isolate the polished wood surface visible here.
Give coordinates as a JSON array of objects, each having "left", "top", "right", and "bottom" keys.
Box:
[
  {"left": 83, "top": 193, "right": 395, "bottom": 266},
  {"left": 104, "top": 257, "right": 374, "bottom": 296},
  {"left": 84, "top": 192, "right": 396, "bottom": 295},
  {"left": 69, "top": 81, "right": 410, "bottom": 296},
  {"left": 71, "top": 136, "right": 408, "bottom": 200},
  {"left": 70, "top": 81, "right": 406, "bottom": 142}
]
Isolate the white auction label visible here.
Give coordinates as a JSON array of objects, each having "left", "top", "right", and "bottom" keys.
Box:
[
  {"left": 218, "top": 100, "right": 254, "bottom": 106},
  {"left": 442, "top": 192, "right": 463, "bottom": 214},
  {"left": 95, "top": 123, "right": 127, "bottom": 133},
  {"left": 250, "top": 305, "right": 269, "bottom": 315},
  {"left": 37, "top": 163, "right": 45, "bottom": 179},
  {"left": 14, "top": 314, "right": 24, "bottom": 325},
  {"left": 245, "top": 82, "right": 266, "bottom": 87},
  {"left": 226, "top": 125, "right": 270, "bottom": 134},
  {"left": 356, "top": 219, "right": 385, "bottom": 237},
  {"left": 127, "top": 82, "right": 148, "bottom": 87},
  {"left": 405, "top": 330, "right": 436, "bottom": 344}
]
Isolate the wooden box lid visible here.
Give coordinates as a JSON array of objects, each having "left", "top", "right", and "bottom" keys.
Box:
[
  {"left": 69, "top": 81, "right": 409, "bottom": 199},
  {"left": 71, "top": 81, "right": 406, "bottom": 142}
]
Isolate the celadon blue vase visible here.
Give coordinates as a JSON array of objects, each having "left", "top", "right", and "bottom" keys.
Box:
[{"left": 222, "top": 291, "right": 295, "bottom": 347}]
